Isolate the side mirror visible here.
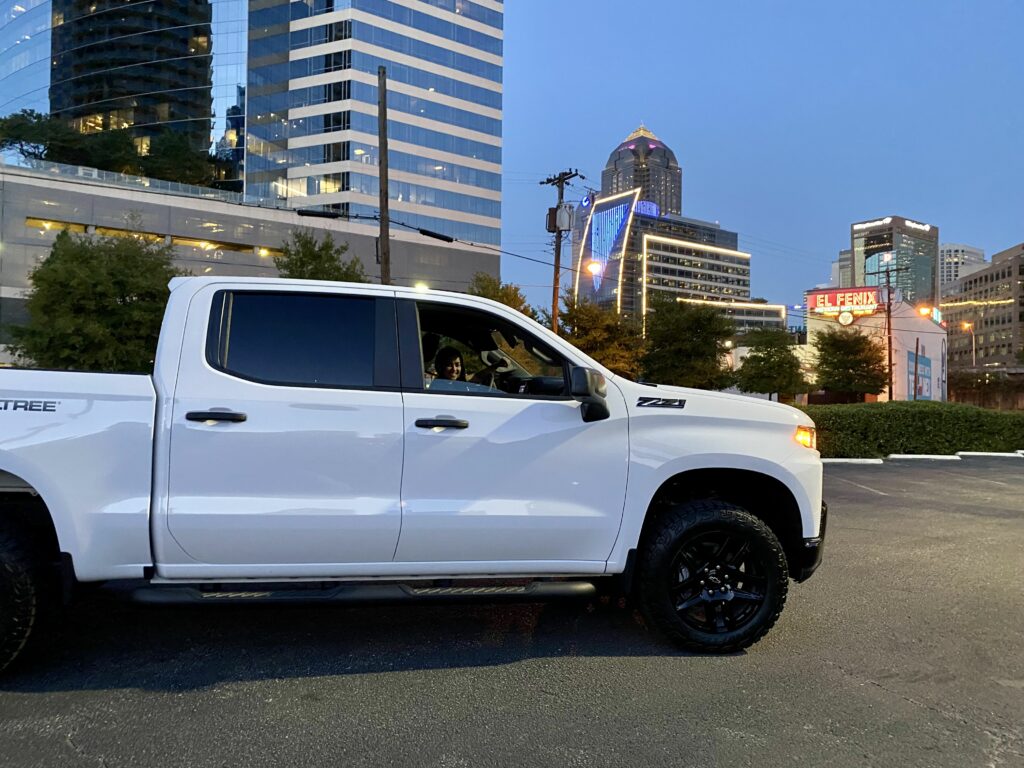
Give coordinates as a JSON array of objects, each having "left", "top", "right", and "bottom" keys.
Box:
[{"left": 570, "top": 366, "right": 610, "bottom": 423}]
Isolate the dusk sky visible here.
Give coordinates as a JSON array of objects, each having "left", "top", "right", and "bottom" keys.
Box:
[{"left": 499, "top": 0, "right": 1024, "bottom": 317}]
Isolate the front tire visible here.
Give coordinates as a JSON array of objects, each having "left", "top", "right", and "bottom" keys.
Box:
[
  {"left": 0, "top": 524, "right": 42, "bottom": 674},
  {"left": 638, "top": 500, "right": 788, "bottom": 653}
]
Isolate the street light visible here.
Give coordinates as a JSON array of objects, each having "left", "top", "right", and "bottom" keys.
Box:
[{"left": 962, "top": 322, "right": 976, "bottom": 367}]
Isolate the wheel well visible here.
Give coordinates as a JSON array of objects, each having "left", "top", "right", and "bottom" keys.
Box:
[
  {"left": 641, "top": 469, "right": 804, "bottom": 579},
  {"left": 0, "top": 486, "right": 61, "bottom": 565}
]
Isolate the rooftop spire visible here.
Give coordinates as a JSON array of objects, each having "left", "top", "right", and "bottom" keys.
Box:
[{"left": 625, "top": 123, "right": 660, "bottom": 142}]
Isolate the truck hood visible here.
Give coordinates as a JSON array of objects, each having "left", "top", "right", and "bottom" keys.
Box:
[{"left": 614, "top": 378, "right": 812, "bottom": 428}]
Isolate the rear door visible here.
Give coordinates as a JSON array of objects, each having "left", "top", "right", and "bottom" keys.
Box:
[{"left": 160, "top": 284, "right": 404, "bottom": 577}]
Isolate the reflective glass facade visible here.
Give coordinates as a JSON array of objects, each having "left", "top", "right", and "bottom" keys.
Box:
[
  {"left": 852, "top": 217, "right": 940, "bottom": 306},
  {"left": 0, "top": 0, "right": 247, "bottom": 187},
  {"left": 246, "top": 0, "right": 502, "bottom": 243},
  {"left": 602, "top": 125, "right": 683, "bottom": 217},
  {"left": 1, "top": 0, "right": 502, "bottom": 243}
]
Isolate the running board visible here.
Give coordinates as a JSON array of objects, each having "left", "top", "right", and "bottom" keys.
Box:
[{"left": 131, "top": 581, "right": 597, "bottom": 606}]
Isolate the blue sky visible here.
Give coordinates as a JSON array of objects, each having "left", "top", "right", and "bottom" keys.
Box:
[{"left": 499, "top": 0, "right": 1024, "bottom": 315}]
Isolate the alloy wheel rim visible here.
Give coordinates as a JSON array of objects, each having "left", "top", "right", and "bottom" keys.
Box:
[{"left": 668, "top": 528, "right": 769, "bottom": 634}]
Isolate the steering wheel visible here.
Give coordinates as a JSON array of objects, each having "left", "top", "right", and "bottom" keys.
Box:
[{"left": 481, "top": 350, "right": 515, "bottom": 373}]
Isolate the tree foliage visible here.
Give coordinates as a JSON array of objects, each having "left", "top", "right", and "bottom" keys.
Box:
[
  {"left": 640, "top": 295, "right": 736, "bottom": 389},
  {"left": 555, "top": 293, "right": 644, "bottom": 379},
  {"left": 142, "top": 129, "right": 215, "bottom": 186},
  {"left": 736, "top": 328, "right": 807, "bottom": 398},
  {"left": 274, "top": 229, "right": 367, "bottom": 282},
  {"left": 0, "top": 110, "right": 216, "bottom": 185},
  {"left": 6, "top": 229, "right": 180, "bottom": 372},
  {"left": 468, "top": 272, "right": 537, "bottom": 319},
  {"left": 813, "top": 327, "right": 888, "bottom": 395}
]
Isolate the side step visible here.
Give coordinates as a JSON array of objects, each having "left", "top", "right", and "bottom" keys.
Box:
[{"left": 131, "top": 581, "right": 597, "bottom": 606}]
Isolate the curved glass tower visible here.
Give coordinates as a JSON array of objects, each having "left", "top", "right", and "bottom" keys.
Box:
[{"left": 0, "top": 0, "right": 247, "bottom": 187}]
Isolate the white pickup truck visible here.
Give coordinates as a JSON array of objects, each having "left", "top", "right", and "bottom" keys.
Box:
[{"left": 0, "top": 276, "right": 825, "bottom": 671}]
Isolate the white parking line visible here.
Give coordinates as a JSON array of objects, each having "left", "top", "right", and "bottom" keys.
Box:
[
  {"left": 831, "top": 476, "right": 889, "bottom": 496},
  {"left": 956, "top": 452, "right": 1024, "bottom": 458},
  {"left": 887, "top": 454, "right": 962, "bottom": 461},
  {"left": 933, "top": 469, "right": 1010, "bottom": 487},
  {"left": 822, "top": 458, "right": 884, "bottom": 465}
]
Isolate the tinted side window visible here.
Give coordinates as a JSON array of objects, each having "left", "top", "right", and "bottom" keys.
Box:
[{"left": 208, "top": 292, "right": 375, "bottom": 387}]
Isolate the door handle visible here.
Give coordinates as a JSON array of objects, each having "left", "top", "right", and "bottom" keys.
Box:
[
  {"left": 186, "top": 410, "right": 248, "bottom": 423},
  {"left": 415, "top": 417, "right": 469, "bottom": 429}
]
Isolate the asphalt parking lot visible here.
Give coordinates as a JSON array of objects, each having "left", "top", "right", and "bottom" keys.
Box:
[{"left": 1, "top": 458, "right": 1022, "bottom": 768}]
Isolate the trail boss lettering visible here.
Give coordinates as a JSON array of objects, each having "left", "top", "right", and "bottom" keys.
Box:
[
  {"left": 0, "top": 399, "right": 59, "bottom": 412},
  {"left": 636, "top": 396, "right": 687, "bottom": 409}
]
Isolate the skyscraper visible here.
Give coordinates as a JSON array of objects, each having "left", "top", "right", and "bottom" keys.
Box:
[
  {"left": 939, "top": 243, "right": 985, "bottom": 295},
  {"left": 601, "top": 124, "right": 682, "bottom": 217},
  {"left": 574, "top": 127, "right": 785, "bottom": 332},
  {"left": 0, "top": 0, "right": 503, "bottom": 241},
  {"left": 850, "top": 216, "right": 940, "bottom": 306},
  {"left": 1, "top": 0, "right": 248, "bottom": 187}
]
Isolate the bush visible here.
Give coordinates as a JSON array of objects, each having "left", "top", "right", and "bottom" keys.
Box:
[{"left": 799, "top": 401, "right": 1024, "bottom": 458}]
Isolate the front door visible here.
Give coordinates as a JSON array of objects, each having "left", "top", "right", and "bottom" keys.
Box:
[
  {"left": 395, "top": 298, "right": 629, "bottom": 570},
  {"left": 161, "top": 285, "right": 404, "bottom": 577}
]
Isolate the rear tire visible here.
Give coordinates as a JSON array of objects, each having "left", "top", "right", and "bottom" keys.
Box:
[
  {"left": 0, "top": 524, "right": 42, "bottom": 674},
  {"left": 638, "top": 500, "right": 788, "bottom": 653}
]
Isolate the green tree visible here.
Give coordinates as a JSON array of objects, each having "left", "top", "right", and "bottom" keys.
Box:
[
  {"left": 84, "top": 129, "right": 142, "bottom": 175},
  {"left": 0, "top": 109, "right": 86, "bottom": 164},
  {"left": 641, "top": 294, "right": 736, "bottom": 389},
  {"left": 555, "top": 293, "right": 644, "bottom": 379},
  {"left": 813, "top": 327, "right": 888, "bottom": 398},
  {"left": 142, "top": 129, "right": 214, "bottom": 185},
  {"left": 468, "top": 272, "right": 537, "bottom": 319},
  {"left": 274, "top": 229, "right": 367, "bottom": 282},
  {"left": 6, "top": 229, "right": 180, "bottom": 372},
  {"left": 736, "top": 328, "right": 807, "bottom": 399}
]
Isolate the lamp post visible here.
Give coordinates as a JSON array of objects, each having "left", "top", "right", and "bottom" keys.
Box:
[{"left": 962, "top": 322, "right": 976, "bottom": 367}]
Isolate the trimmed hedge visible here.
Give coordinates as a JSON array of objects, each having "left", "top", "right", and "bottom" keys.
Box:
[{"left": 798, "top": 401, "right": 1024, "bottom": 458}]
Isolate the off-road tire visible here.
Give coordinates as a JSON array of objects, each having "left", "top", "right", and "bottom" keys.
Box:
[
  {"left": 0, "top": 524, "right": 41, "bottom": 674},
  {"left": 638, "top": 500, "right": 788, "bottom": 653}
]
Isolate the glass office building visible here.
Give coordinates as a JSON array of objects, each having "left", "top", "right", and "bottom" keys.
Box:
[
  {"left": 256, "top": 0, "right": 504, "bottom": 244},
  {"left": 2, "top": 0, "right": 502, "bottom": 242},
  {"left": 1, "top": 0, "right": 248, "bottom": 187},
  {"left": 851, "top": 216, "right": 940, "bottom": 306}
]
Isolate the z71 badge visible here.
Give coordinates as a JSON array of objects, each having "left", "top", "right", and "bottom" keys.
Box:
[{"left": 636, "top": 397, "right": 687, "bottom": 409}]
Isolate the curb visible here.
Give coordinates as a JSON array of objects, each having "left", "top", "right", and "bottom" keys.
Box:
[
  {"left": 956, "top": 451, "right": 1024, "bottom": 458},
  {"left": 887, "top": 454, "right": 961, "bottom": 461},
  {"left": 822, "top": 458, "right": 884, "bottom": 464}
]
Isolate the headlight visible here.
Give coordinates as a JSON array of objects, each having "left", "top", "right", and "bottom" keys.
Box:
[{"left": 794, "top": 425, "right": 817, "bottom": 450}]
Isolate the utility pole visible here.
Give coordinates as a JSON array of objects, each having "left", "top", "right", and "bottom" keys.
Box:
[
  {"left": 913, "top": 337, "right": 920, "bottom": 401},
  {"left": 377, "top": 66, "right": 391, "bottom": 285},
  {"left": 867, "top": 261, "right": 910, "bottom": 401},
  {"left": 541, "top": 169, "right": 582, "bottom": 332}
]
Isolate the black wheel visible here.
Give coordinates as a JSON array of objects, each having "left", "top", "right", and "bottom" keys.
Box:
[
  {"left": 638, "top": 500, "right": 788, "bottom": 653},
  {"left": 0, "top": 523, "right": 42, "bottom": 674}
]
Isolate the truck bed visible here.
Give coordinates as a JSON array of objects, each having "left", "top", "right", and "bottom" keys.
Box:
[{"left": 0, "top": 369, "right": 156, "bottom": 579}]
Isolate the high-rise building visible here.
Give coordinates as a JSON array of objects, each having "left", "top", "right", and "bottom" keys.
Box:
[
  {"left": 939, "top": 243, "right": 986, "bottom": 295},
  {"left": 574, "top": 128, "right": 785, "bottom": 332},
  {"left": 1, "top": 0, "right": 248, "bottom": 187},
  {"left": 850, "top": 216, "right": 939, "bottom": 306},
  {"left": 601, "top": 125, "right": 682, "bottom": 217},
  {"left": 831, "top": 248, "right": 853, "bottom": 287},
  {"left": 941, "top": 243, "right": 1024, "bottom": 369},
  {"left": 0, "top": 0, "right": 503, "bottom": 241}
]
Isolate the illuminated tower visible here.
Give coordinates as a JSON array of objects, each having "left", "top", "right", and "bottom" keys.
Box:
[{"left": 601, "top": 124, "right": 682, "bottom": 216}]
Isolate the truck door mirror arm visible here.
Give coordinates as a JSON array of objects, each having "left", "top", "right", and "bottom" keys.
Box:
[{"left": 570, "top": 366, "right": 610, "bottom": 423}]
